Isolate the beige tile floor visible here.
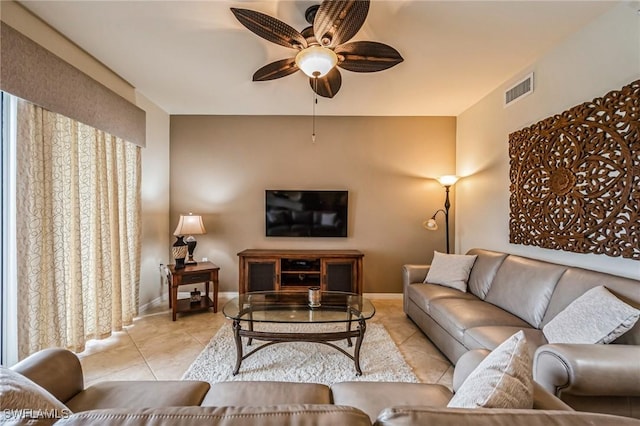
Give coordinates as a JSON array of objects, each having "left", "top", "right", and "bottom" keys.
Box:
[{"left": 77, "top": 296, "right": 453, "bottom": 389}]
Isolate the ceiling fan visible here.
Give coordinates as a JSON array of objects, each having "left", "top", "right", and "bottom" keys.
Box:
[{"left": 231, "top": 0, "right": 404, "bottom": 98}]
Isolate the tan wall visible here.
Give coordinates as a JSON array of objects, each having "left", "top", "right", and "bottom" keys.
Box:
[
  {"left": 456, "top": 3, "right": 639, "bottom": 279},
  {"left": 170, "top": 115, "right": 456, "bottom": 294}
]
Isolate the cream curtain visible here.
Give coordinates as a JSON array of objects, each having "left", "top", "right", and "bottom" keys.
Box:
[{"left": 15, "top": 98, "right": 141, "bottom": 358}]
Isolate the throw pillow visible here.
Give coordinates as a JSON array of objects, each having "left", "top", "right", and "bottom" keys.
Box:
[
  {"left": 0, "top": 366, "right": 72, "bottom": 422},
  {"left": 542, "top": 286, "right": 640, "bottom": 344},
  {"left": 424, "top": 251, "right": 477, "bottom": 292},
  {"left": 447, "top": 330, "right": 533, "bottom": 409}
]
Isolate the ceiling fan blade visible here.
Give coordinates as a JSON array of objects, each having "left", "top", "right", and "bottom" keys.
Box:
[
  {"left": 335, "top": 41, "right": 404, "bottom": 72},
  {"left": 231, "top": 8, "right": 307, "bottom": 50},
  {"left": 253, "top": 58, "right": 299, "bottom": 81},
  {"left": 313, "top": 0, "right": 369, "bottom": 48},
  {"left": 309, "top": 68, "right": 342, "bottom": 98}
]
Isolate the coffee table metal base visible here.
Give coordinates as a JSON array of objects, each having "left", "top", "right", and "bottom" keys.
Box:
[{"left": 231, "top": 319, "right": 367, "bottom": 376}]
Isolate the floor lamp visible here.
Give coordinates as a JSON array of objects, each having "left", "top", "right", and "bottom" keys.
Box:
[{"left": 423, "top": 175, "right": 459, "bottom": 254}]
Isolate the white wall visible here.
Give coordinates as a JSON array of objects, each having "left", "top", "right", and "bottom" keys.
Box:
[
  {"left": 0, "top": 0, "right": 135, "bottom": 104},
  {"left": 456, "top": 3, "right": 640, "bottom": 279},
  {"left": 137, "top": 93, "right": 171, "bottom": 310}
]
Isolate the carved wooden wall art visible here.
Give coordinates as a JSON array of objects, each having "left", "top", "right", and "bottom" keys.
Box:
[{"left": 509, "top": 80, "right": 639, "bottom": 260}]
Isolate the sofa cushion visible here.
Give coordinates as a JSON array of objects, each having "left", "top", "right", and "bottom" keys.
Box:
[
  {"left": 406, "top": 301, "right": 471, "bottom": 363},
  {"left": 463, "top": 326, "right": 546, "bottom": 358},
  {"left": 447, "top": 331, "right": 533, "bottom": 409},
  {"left": 424, "top": 251, "right": 477, "bottom": 292},
  {"left": 202, "top": 381, "right": 331, "bottom": 406},
  {"left": 466, "top": 249, "right": 508, "bottom": 300},
  {"left": 331, "top": 381, "right": 452, "bottom": 422},
  {"left": 542, "top": 268, "right": 640, "bottom": 345},
  {"left": 485, "top": 256, "right": 566, "bottom": 328},
  {"left": 407, "top": 283, "right": 477, "bottom": 314},
  {"left": 55, "top": 405, "right": 372, "bottom": 426},
  {"left": 65, "top": 381, "right": 210, "bottom": 412},
  {"left": 429, "top": 298, "right": 530, "bottom": 341},
  {"left": 542, "top": 286, "right": 640, "bottom": 344},
  {"left": 0, "top": 366, "right": 72, "bottom": 423}
]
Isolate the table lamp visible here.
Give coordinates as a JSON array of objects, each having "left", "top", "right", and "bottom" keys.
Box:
[{"left": 173, "top": 213, "right": 207, "bottom": 265}]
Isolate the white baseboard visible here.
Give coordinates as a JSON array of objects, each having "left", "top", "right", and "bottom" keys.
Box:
[
  {"left": 218, "top": 291, "right": 238, "bottom": 301},
  {"left": 138, "top": 291, "right": 239, "bottom": 315},
  {"left": 138, "top": 291, "right": 402, "bottom": 315},
  {"left": 364, "top": 293, "right": 403, "bottom": 300},
  {"left": 138, "top": 295, "right": 166, "bottom": 315}
]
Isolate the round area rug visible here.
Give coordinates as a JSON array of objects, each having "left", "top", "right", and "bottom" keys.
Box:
[{"left": 182, "top": 322, "right": 418, "bottom": 386}]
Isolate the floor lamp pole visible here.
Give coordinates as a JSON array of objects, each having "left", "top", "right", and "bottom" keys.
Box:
[
  {"left": 423, "top": 176, "right": 458, "bottom": 254},
  {"left": 444, "top": 185, "right": 451, "bottom": 254}
]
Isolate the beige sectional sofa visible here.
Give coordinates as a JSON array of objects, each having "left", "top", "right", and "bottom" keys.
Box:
[
  {"left": 403, "top": 248, "right": 640, "bottom": 418},
  {"left": 8, "top": 346, "right": 640, "bottom": 425}
]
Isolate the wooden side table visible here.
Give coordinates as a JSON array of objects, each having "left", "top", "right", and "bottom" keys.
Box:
[{"left": 166, "top": 261, "right": 220, "bottom": 321}]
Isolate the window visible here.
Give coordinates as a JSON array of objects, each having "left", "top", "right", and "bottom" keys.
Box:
[
  {"left": 1, "top": 92, "right": 19, "bottom": 366},
  {"left": 2, "top": 95, "right": 141, "bottom": 360}
]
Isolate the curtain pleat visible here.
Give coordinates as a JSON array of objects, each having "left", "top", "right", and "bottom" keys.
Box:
[{"left": 15, "top": 98, "right": 140, "bottom": 358}]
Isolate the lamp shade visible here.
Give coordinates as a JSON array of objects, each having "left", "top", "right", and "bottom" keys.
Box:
[
  {"left": 174, "top": 214, "right": 206, "bottom": 236},
  {"left": 438, "top": 175, "right": 459, "bottom": 187},
  {"left": 423, "top": 218, "right": 439, "bottom": 231},
  {"left": 295, "top": 45, "right": 338, "bottom": 78}
]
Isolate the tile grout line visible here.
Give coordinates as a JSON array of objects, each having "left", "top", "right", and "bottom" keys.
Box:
[
  {"left": 434, "top": 365, "right": 455, "bottom": 391},
  {"left": 125, "top": 326, "right": 159, "bottom": 381}
]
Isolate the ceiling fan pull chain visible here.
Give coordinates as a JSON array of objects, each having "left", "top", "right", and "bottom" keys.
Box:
[{"left": 312, "top": 77, "right": 318, "bottom": 143}]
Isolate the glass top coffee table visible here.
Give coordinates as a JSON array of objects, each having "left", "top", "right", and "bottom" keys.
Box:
[{"left": 223, "top": 291, "right": 375, "bottom": 376}]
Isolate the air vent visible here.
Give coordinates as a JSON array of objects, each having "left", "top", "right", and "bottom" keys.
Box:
[{"left": 504, "top": 72, "right": 534, "bottom": 106}]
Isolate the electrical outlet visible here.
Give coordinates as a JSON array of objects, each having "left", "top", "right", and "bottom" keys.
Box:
[{"left": 202, "top": 257, "right": 208, "bottom": 262}]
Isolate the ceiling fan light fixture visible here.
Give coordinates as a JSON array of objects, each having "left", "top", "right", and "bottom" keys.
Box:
[
  {"left": 295, "top": 45, "right": 338, "bottom": 78},
  {"left": 231, "top": 1, "right": 402, "bottom": 97}
]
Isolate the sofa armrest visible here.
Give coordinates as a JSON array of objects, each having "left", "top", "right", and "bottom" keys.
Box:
[
  {"left": 10, "top": 348, "right": 84, "bottom": 403},
  {"left": 402, "top": 264, "right": 430, "bottom": 288},
  {"left": 534, "top": 344, "right": 640, "bottom": 397},
  {"left": 453, "top": 349, "right": 572, "bottom": 411},
  {"left": 452, "top": 349, "right": 491, "bottom": 391},
  {"left": 402, "top": 264, "right": 430, "bottom": 313}
]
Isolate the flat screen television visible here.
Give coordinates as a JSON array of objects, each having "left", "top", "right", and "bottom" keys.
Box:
[{"left": 265, "top": 190, "right": 348, "bottom": 237}]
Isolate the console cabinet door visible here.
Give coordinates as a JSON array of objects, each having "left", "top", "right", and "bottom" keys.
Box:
[
  {"left": 243, "top": 258, "right": 279, "bottom": 293},
  {"left": 322, "top": 259, "right": 358, "bottom": 293}
]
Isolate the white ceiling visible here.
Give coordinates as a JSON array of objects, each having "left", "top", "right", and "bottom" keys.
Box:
[{"left": 19, "top": 0, "right": 617, "bottom": 116}]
